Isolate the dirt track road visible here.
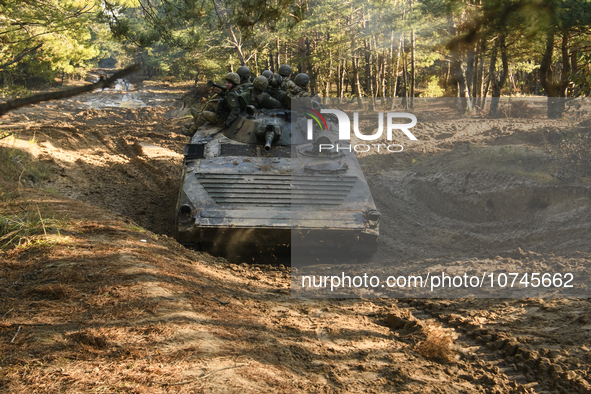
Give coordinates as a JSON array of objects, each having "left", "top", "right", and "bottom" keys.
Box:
[{"left": 1, "top": 80, "right": 591, "bottom": 393}]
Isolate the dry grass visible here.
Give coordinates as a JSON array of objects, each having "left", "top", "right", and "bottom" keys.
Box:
[
  {"left": 67, "top": 328, "right": 109, "bottom": 349},
  {"left": 386, "top": 308, "right": 457, "bottom": 363},
  {"left": 0, "top": 145, "right": 51, "bottom": 185},
  {"left": 0, "top": 193, "right": 71, "bottom": 251},
  {"left": 416, "top": 324, "right": 456, "bottom": 363}
]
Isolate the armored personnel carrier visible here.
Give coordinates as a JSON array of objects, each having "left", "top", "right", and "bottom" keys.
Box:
[{"left": 175, "top": 101, "right": 380, "bottom": 259}]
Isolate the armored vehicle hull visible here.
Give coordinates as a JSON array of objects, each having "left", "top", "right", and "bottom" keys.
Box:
[{"left": 175, "top": 107, "right": 380, "bottom": 258}]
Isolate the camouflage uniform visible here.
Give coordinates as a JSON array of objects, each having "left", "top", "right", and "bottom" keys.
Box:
[
  {"left": 268, "top": 88, "right": 287, "bottom": 106},
  {"left": 237, "top": 81, "right": 253, "bottom": 93},
  {"left": 285, "top": 86, "right": 310, "bottom": 109},
  {"left": 236, "top": 66, "right": 252, "bottom": 93},
  {"left": 280, "top": 78, "right": 296, "bottom": 92},
  {"left": 186, "top": 73, "right": 241, "bottom": 136},
  {"left": 278, "top": 64, "right": 296, "bottom": 92},
  {"left": 285, "top": 73, "right": 311, "bottom": 109},
  {"left": 267, "top": 73, "right": 288, "bottom": 108},
  {"left": 240, "top": 88, "right": 282, "bottom": 109},
  {"left": 239, "top": 76, "right": 282, "bottom": 110},
  {"left": 289, "top": 86, "right": 310, "bottom": 98}
]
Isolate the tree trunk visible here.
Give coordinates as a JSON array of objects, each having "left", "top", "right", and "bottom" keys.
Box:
[
  {"left": 401, "top": 51, "right": 408, "bottom": 109},
  {"left": 374, "top": 36, "right": 382, "bottom": 101},
  {"left": 381, "top": 50, "right": 387, "bottom": 100},
  {"left": 452, "top": 56, "right": 471, "bottom": 112},
  {"left": 410, "top": 29, "right": 415, "bottom": 108},
  {"left": 466, "top": 45, "right": 476, "bottom": 99},
  {"left": 540, "top": 29, "right": 570, "bottom": 118},
  {"left": 276, "top": 38, "right": 281, "bottom": 71},
  {"left": 476, "top": 37, "right": 486, "bottom": 107},
  {"left": 354, "top": 57, "right": 363, "bottom": 106},
  {"left": 388, "top": 31, "right": 395, "bottom": 102},
  {"left": 305, "top": 36, "right": 311, "bottom": 74},
  {"left": 489, "top": 34, "right": 508, "bottom": 118},
  {"left": 326, "top": 49, "right": 333, "bottom": 96},
  {"left": 364, "top": 37, "right": 374, "bottom": 109},
  {"left": 449, "top": 58, "right": 459, "bottom": 100},
  {"left": 285, "top": 40, "right": 289, "bottom": 70},
  {"left": 391, "top": 33, "right": 403, "bottom": 110},
  {"left": 228, "top": 27, "right": 246, "bottom": 65},
  {"left": 471, "top": 44, "right": 478, "bottom": 105},
  {"left": 338, "top": 59, "right": 344, "bottom": 98},
  {"left": 351, "top": 34, "right": 363, "bottom": 107}
]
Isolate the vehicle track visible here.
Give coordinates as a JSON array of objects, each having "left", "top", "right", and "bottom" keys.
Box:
[
  {"left": 401, "top": 298, "right": 591, "bottom": 394},
  {"left": 399, "top": 299, "right": 544, "bottom": 393}
]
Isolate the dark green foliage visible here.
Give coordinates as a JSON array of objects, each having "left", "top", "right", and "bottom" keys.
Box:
[
  {"left": 571, "top": 54, "right": 591, "bottom": 97},
  {"left": 0, "top": 0, "right": 101, "bottom": 90},
  {"left": 2, "top": 0, "right": 591, "bottom": 106}
]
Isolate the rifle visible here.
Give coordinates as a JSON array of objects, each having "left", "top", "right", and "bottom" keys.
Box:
[
  {"left": 200, "top": 81, "right": 227, "bottom": 114},
  {"left": 207, "top": 80, "right": 227, "bottom": 93}
]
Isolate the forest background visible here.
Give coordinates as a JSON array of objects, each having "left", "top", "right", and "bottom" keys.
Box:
[{"left": 2, "top": 0, "right": 591, "bottom": 118}]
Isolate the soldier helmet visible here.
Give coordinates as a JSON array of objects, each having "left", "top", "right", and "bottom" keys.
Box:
[
  {"left": 225, "top": 72, "right": 240, "bottom": 85},
  {"left": 261, "top": 70, "right": 273, "bottom": 80},
  {"left": 269, "top": 73, "right": 283, "bottom": 88},
  {"left": 236, "top": 65, "right": 251, "bottom": 82},
  {"left": 294, "top": 73, "right": 310, "bottom": 87},
  {"left": 278, "top": 64, "right": 292, "bottom": 77},
  {"left": 252, "top": 75, "right": 269, "bottom": 91}
]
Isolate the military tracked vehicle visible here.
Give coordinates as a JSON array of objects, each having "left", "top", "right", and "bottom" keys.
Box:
[{"left": 175, "top": 99, "right": 380, "bottom": 259}]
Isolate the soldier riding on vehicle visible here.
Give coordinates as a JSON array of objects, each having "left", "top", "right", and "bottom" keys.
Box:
[
  {"left": 261, "top": 70, "right": 273, "bottom": 80},
  {"left": 185, "top": 72, "right": 241, "bottom": 136},
  {"left": 290, "top": 73, "right": 311, "bottom": 98},
  {"left": 236, "top": 66, "right": 252, "bottom": 91},
  {"left": 239, "top": 75, "right": 282, "bottom": 110},
  {"left": 278, "top": 64, "right": 296, "bottom": 92},
  {"left": 267, "top": 73, "right": 287, "bottom": 107},
  {"left": 285, "top": 73, "right": 311, "bottom": 109}
]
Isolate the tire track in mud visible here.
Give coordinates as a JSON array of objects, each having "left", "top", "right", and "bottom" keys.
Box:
[
  {"left": 249, "top": 295, "right": 503, "bottom": 393},
  {"left": 257, "top": 293, "right": 558, "bottom": 393},
  {"left": 397, "top": 300, "right": 539, "bottom": 393},
  {"left": 399, "top": 299, "right": 591, "bottom": 394}
]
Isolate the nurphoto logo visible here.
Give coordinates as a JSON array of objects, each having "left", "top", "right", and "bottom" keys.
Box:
[{"left": 304, "top": 109, "right": 418, "bottom": 153}]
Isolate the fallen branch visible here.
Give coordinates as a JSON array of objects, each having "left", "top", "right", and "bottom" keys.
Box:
[
  {"left": 0, "top": 64, "right": 141, "bottom": 117},
  {"left": 2, "top": 322, "right": 49, "bottom": 327},
  {"left": 2, "top": 308, "right": 14, "bottom": 318},
  {"left": 0, "top": 123, "right": 30, "bottom": 128},
  {"left": 155, "top": 363, "right": 249, "bottom": 386},
  {"left": 10, "top": 325, "right": 21, "bottom": 343}
]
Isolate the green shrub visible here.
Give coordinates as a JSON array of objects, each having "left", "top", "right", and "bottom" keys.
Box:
[{"left": 420, "top": 77, "right": 445, "bottom": 98}]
